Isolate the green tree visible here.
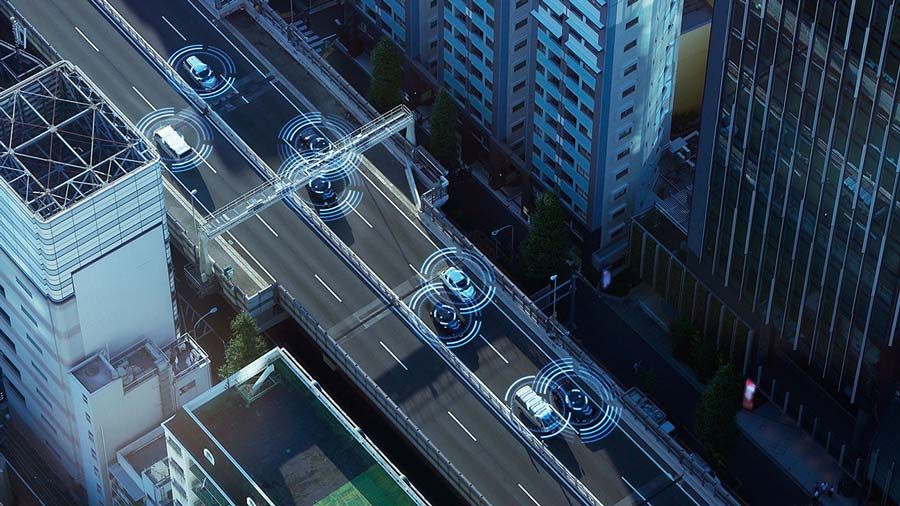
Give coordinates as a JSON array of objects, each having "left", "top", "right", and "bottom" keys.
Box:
[
  {"left": 428, "top": 90, "right": 460, "bottom": 170},
  {"left": 695, "top": 363, "right": 742, "bottom": 463},
  {"left": 367, "top": 37, "right": 403, "bottom": 111},
  {"left": 690, "top": 333, "right": 719, "bottom": 382},
  {"left": 669, "top": 318, "right": 697, "bottom": 363},
  {"left": 218, "top": 312, "right": 268, "bottom": 379},
  {"left": 519, "top": 191, "right": 571, "bottom": 285}
]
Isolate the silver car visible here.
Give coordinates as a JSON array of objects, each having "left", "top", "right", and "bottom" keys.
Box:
[{"left": 440, "top": 266, "right": 476, "bottom": 301}]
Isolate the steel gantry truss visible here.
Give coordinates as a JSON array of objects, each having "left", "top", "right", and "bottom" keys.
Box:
[{"left": 198, "top": 104, "right": 416, "bottom": 275}]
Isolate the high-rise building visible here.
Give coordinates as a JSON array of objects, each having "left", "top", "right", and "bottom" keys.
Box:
[
  {"left": 0, "top": 61, "right": 210, "bottom": 503},
  {"left": 439, "top": 0, "right": 534, "bottom": 156},
  {"left": 162, "top": 348, "right": 426, "bottom": 506},
  {"left": 689, "top": 0, "right": 899, "bottom": 405},
  {"left": 352, "top": 0, "right": 441, "bottom": 74},
  {"left": 526, "top": 0, "right": 681, "bottom": 268}
]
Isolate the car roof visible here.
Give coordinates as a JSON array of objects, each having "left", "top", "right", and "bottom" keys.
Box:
[{"left": 185, "top": 55, "right": 206, "bottom": 67}]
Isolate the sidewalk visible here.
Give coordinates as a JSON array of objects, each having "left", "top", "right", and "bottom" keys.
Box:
[
  {"left": 611, "top": 285, "right": 858, "bottom": 504},
  {"left": 574, "top": 280, "right": 809, "bottom": 505}
]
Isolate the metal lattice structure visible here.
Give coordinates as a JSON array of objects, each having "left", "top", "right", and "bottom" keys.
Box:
[
  {"left": 197, "top": 104, "right": 415, "bottom": 275},
  {"left": 0, "top": 61, "right": 154, "bottom": 219}
]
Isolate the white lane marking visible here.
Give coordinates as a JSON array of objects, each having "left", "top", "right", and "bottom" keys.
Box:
[
  {"left": 241, "top": 95, "right": 250, "bottom": 104},
  {"left": 351, "top": 207, "right": 374, "bottom": 229},
  {"left": 268, "top": 81, "right": 302, "bottom": 112},
  {"left": 489, "top": 300, "right": 553, "bottom": 362},
  {"left": 379, "top": 340, "right": 408, "bottom": 371},
  {"left": 479, "top": 334, "right": 509, "bottom": 364},
  {"left": 256, "top": 215, "right": 278, "bottom": 237},
  {"left": 447, "top": 411, "right": 477, "bottom": 442},
  {"left": 408, "top": 263, "right": 427, "bottom": 281},
  {"left": 356, "top": 165, "right": 436, "bottom": 245},
  {"left": 621, "top": 476, "right": 651, "bottom": 505},
  {"left": 161, "top": 15, "right": 187, "bottom": 41},
  {"left": 131, "top": 86, "right": 155, "bottom": 109},
  {"left": 677, "top": 483, "right": 702, "bottom": 506},
  {"left": 225, "top": 232, "right": 276, "bottom": 282},
  {"left": 517, "top": 484, "right": 542, "bottom": 506},
  {"left": 196, "top": 152, "right": 218, "bottom": 174},
  {"left": 74, "top": 27, "right": 100, "bottom": 52},
  {"left": 186, "top": 0, "right": 266, "bottom": 76},
  {"left": 314, "top": 274, "right": 342, "bottom": 302}
]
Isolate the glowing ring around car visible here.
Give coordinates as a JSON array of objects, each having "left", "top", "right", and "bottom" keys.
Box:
[
  {"left": 167, "top": 44, "right": 237, "bottom": 100},
  {"left": 532, "top": 358, "right": 621, "bottom": 444},
  {"left": 136, "top": 108, "right": 213, "bottom": 173},
  {"left": 418, "top": 247, "right": 496, "bottom": 314},
  {"left": 408, "top": 282, "right": 482, "bottom": 348},
  {"left": 278, "top": 156, "right": 364, "bottom": 222},
  {"left": 277, "top": 112, "right": 359, "bottom": 181}
]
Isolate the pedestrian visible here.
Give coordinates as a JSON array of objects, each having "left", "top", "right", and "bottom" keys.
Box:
[{"left": 812, "top": 488, "right": 820, "bottom": 504}]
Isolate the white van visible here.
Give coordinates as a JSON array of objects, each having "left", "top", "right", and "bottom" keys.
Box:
[
  {"left": 513, "top": 385, "right": 559, "bottom": 429},
  {"left": 153, "top": 125, "right": 191, "bottom": 160}
]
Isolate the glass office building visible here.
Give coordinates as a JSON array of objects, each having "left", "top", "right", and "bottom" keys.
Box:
[{"left": 689, "top": 0, "right": 900, "bottom": 403}]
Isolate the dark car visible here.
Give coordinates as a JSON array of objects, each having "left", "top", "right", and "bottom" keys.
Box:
[
  {"left": 551, "top": 378, "right": 595, "bottom": 422},
  {"left": 306, "top": 176, "right": 338, "bottom": 208},
  {"left": 301, "top": 132, "right": 330, "bottom": 151},
  {"left": 431, "top": 302, "right": 462, "bottom": 334}
]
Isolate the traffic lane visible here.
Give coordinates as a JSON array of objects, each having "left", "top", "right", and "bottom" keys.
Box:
[
  {"left": 464, "top": 302, "right": 696, "bottom": 505},
  {"left": 19, "top": 0, "right": 383, "bottom": 317},
  {"left": 111, "top": 0, "right": 266, "bottom": 81},
  {"left": 338, "top": 311, "right": 581, "bottom": 506},
  {"left": 118, "top": 0, "right": 442, "bottom": 287}
]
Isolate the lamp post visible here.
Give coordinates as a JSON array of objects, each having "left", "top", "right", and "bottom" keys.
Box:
[
  {"left": 550, "top": 274, "right": 558, "bottom": 319},
  {"left": 491, "top": 224, "right": 515, "bottom": 259},
  {"left": 191, "top": 306, "right": 218, "bottom": 341}
]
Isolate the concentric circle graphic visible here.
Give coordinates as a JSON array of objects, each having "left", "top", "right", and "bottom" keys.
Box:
[
  {"left": 408, "top": 282, "right": 483, "bottom": 348},
  {"left": 136, "top": 107, "right": 213, "bottom": 173},
  {"left": 167, "top": 44, "right": 237, "bottom": 100},
  {"left": 418, "top": 247, "right": 496, "bottom": 314},
  {"left": 278, "top": 155, "right": 364, "bottom": 222},
  {"left": 278, "top": 112, "right": 358, "bottom": 181},
  {"left": 505, "top": 358, "right": 621, "bottom": 443}
]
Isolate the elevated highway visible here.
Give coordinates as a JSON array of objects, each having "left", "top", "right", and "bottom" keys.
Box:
[{"left": 6, "top": 0, "right": 732, "bottom": 504}]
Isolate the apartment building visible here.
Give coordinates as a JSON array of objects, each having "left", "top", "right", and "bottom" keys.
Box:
[
  {"left": 526, "top": 0, "right": 681, "bottom": 269},
  {"left": 0, "top": 61, "right": 211, "bottom": 504}
]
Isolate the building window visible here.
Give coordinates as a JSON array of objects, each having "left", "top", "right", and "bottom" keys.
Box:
[
  {"left": 512, "top": 101, "right": 525, "bottom": 113},
  {"left": 20, "top": 306, "right": 37, "bottom": 328},
  {"left": 514, "top": 18, "right": 527, "bottom": 30},
  {"left": 0, "top": 307, "right": 9, "bottom": 325},
  {"left": 513, "top": 60, "right": 527, "bottom": 72},
  {"left": 624, "top": 63, "right": 638, "bottom": 77},
  {"left": 624, "top": 40, "right": 637, "bottom": 52},
  {"left": 613, "top": 186, "right": 628, "bottom": 200},
  {"left": 513, "top": 79, "right": 526, "bottom": 93},
  {"left": 622, "top": 85, "right": 636, "bottom": 98},
  {"left": 514, "top": 39, "right": 527, "bottom": 52},
  {"left": 626, "top": 17, "right": 639, "bottom": 30},
  {"left": 616, "top": 148, "right": 631, "bottom": 160},
  {"left": 615, "top": 168, "right": 629, "bottom": 180},
  {"left": 618, "top": 126, "right": 633, "bottom": 140},
  {"left": 0, "top": 283, "right": 5, "bottom": 299},
  {"left": 15, "top": 278, "right": 31, "bottom": 299},
  {"left": 0, "top": 329, "right": 15, "bottom": 353},
  {"left": 620, "top": 106, "right": 634, "bottom": 119}
]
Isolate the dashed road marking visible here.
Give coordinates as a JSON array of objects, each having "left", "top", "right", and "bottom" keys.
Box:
[
  {"left": 379, "top": 340, "right": 408, "bottom": 371},
  {"left": 161, "top": 15, "right": 187, "bottom": 41},
  {"left": 314, "top": 274, "right": 342, "bottom": 302},
  {"left": 131, "top": 86, "right": 155, "bottom": 109},
  {"left": 447, "top": 411, "right": 477, "bottom": 442},
  {"left": 74, "top": 27, "right": 99, "bottom": 52},
  {"left": 517, "top": 484, "right": 542, "bottom": 506}
]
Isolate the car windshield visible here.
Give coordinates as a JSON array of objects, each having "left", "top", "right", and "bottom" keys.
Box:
[{"left": 197, "top": 67, "right": 212, "bottom": 79}]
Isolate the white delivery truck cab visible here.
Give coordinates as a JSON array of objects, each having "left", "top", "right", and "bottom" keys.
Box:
[
  {"left": 153, "top": 125, "right": 191, "bottom": 160},
  {"left": 514, "top": 385, "right": 559, "bottom": 429}
]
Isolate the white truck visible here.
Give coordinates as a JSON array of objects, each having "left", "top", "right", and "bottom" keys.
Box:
[
  {"left": 153, "top": 125, "right": 191, "bottom": 160},
  {"left": 513, "top": 385, "right": 559, "bottom": 429}
]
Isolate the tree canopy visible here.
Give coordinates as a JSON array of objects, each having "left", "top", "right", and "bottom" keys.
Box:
[
  {"left": 695, "top": 363, "right": 742, "bottom": 463},
  {"left": 428, "top": 89, "right": 460, "bottom": 170},
  {"left": 367, "top": 37, "right": 403, "bottom": 112},
  {"left": 218, "top": 311, "right": 268, "bottom": 380},
  {"left": 519, "top": 191, "right": 571, "bottom": 285}
]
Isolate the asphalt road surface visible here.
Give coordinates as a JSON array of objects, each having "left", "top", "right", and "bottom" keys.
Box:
[{"left": 12, "top": 0, "right": 705, "bottom": 504}]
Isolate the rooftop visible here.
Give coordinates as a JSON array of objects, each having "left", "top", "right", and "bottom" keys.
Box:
[
  {"left": 0, "top": 61, "right": 156, "bottom": 220},
  {"left": 71, "top": 340, "right": 166, "bottom": 393},
  {"left": 165, "top": 349, "right": 425, "bottom": 506}
]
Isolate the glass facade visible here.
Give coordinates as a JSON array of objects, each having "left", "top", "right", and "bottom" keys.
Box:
[{"left": 692, "top": 0, "right": 900, "bottom": 403}]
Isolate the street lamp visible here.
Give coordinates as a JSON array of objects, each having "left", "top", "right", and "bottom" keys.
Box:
[
  {"left": 491, "top": 224, "right": 515, "bottom": 259},
  {"left": 191, "top": 306, "right": 218, "bottom": 340},
  {"left": 550, "top": 274, "right": 558, "bottom": 319}
]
